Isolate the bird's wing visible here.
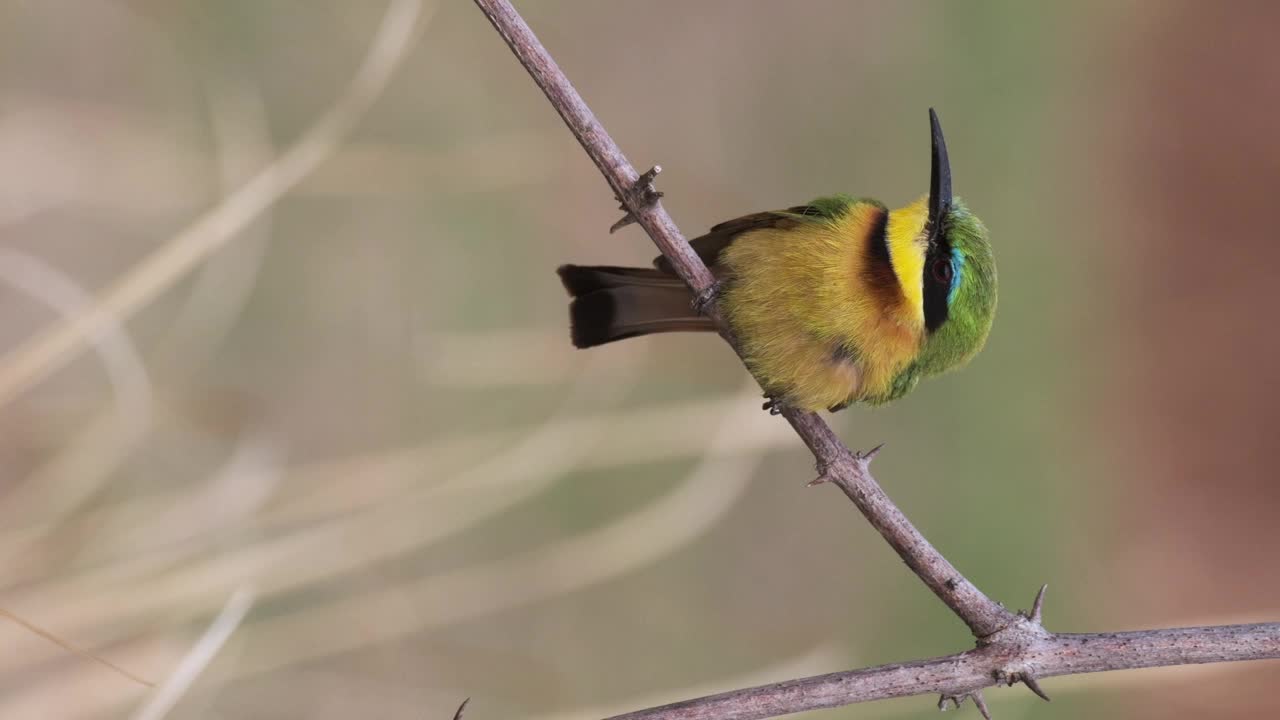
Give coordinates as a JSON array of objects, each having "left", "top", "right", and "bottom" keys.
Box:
[{"left": 652, "top": 195, "right": 856, "bottom": 276}]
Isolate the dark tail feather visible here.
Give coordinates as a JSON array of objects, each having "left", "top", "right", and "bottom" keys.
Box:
[{"left": 556, "top": 265, "right": 715, "bottom": 348}]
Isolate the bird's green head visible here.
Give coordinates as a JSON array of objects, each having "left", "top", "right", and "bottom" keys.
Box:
[{"left": 913, "top": 109, "right": 997, "bottom": 379}]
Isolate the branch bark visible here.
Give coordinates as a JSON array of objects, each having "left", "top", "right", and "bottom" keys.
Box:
[
  {"left": 471, "top": 0, "right": 1280, "bottom": 716},
  {"left": 605, "top": 623, "right": 1280, "bottom": 720}
]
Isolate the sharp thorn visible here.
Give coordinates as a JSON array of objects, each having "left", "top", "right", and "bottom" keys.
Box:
[
  {"left": 609, "top": 212, "right": 637, "bottom": 233},
  {"left": 857, "top": 442, "right": 885, "bottom": 462},
  {"left": 1023, "top": 675, "right": 1051, "bottom": 702},
  {"left": 972, "top": 690, "right": 992, "bottom": 719},
  {"left": 1030, "top": 584, "right": 1048, "bottom": 623},
  {"left": 453, "top": 698, "right": 471, "bottom": 720},
  {"left": 809, "top": 460, "right": 832, "bottom": 486}
]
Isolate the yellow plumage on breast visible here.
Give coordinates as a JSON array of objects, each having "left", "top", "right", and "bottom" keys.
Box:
[{"left": 718, "top": 201, "right": 925, "bottom": 410}]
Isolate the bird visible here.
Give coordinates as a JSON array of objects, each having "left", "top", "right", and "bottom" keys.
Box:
[{"left": 556, "top": 109, "right": 996, "bottom": 413}]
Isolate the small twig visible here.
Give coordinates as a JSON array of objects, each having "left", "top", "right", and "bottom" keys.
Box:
[
  {"left": 470, "top": 1, "right": 1280, "bottom": 717},
  {"left": 452, "top": 697, "right": 471, "bottom": 720}
]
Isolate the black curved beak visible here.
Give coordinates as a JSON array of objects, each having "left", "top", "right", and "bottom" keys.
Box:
[{"left": 927, "top": 108, "right": 952, "bottom": 240}]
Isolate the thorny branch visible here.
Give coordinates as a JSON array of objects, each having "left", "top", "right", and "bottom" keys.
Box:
[
  {"left": 471, "top": 0, "right": 1280, "bottom": 717},
  {"left": 471, "top": 0, "right": 1011, "bottom": 643},
  {"left": 607, "top": 622, "right": 1280, "bottom": 720}
]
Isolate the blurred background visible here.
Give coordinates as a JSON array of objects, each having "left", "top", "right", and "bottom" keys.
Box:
[{"left": 0, "top": 1, "right": 1276, "bottom": 718}]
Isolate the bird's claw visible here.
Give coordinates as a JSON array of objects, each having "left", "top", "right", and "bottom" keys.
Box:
[
  {"left": 762, "top": 395, "right": 789, "bottom": 416},
  {"left": 610, "top": 165, "right": 664, "bottom": 233}
]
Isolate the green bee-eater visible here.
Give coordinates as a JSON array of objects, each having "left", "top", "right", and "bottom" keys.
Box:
[{"left": 558, "top": 110, "right": 996, "bottom": 413}]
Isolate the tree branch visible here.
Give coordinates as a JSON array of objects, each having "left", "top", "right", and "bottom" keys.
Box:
[
  {"left": 471, "top": 0, "right": 1280, "bottom": 716},
  {"left": 605, "top": 623, "right": 1280, "bottom": 720}
]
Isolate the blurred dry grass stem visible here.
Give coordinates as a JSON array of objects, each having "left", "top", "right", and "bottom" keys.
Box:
[
  {"left": 0, "top": 250, "right": 152, "bottom": 527},
  {"left": 0, "top": 606, "right": 154, "bottom": 689},
  {"left": 157, "top": 57, "right": 275, "bottom": 368},
  {"left": 129, "top": 587, "right": 255, "bottom": 720}
]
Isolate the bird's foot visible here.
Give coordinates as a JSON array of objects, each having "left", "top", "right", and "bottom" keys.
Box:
[
  {"left": 761, "top": 394, "right": 790, "bottom": 416},
  {"left": 609, "top": 165, "right": 664, "bottom": 233},
  {"left": 691, "top": 281, "right": 722, "bottom": 316}
]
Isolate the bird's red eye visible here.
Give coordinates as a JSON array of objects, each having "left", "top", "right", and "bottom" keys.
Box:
[{"left": 932, "top": 258, "right": 953, "bottom": 284}]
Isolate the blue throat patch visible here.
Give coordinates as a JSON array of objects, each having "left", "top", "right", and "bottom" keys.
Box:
[{"left": 947, "top": 248, "right": 965, "bottom": 305}]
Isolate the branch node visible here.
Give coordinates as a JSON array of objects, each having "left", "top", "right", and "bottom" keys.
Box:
[
  {"left": 609, "top": 165, "right": 664, "bottom": 233},
  {"left": 996, "top": 670, "right": 1050, "bottom": 703},
  {"left": 937, "top": 690, "right": 990, "bottom": 718},
  {"left": 453, "top": 697, "right": 471, "bottom": 720},
  {"left": 808, "top": 460, "right": 833, "bottom": 487},
  {"left": 691, "top": 280, "right": 722, "bottom": 316}
]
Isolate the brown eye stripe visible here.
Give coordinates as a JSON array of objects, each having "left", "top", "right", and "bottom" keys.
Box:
[
  {"left": 867, "top": 206, "right": 891, "bottom": 268},
  {"left": 860, "top": 206, "right": 902, "bottom": 308}
]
